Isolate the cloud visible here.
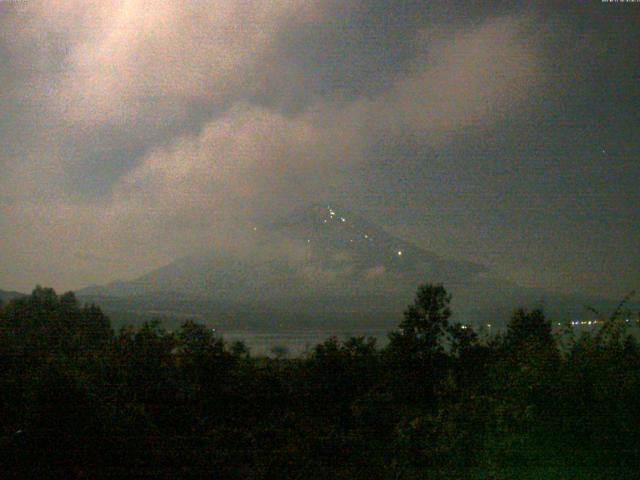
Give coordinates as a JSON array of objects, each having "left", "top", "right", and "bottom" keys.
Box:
[
  {"left": 0, "top": 3, "right": 547, "bottom": 291},
  {"left": 338, "top": 15, "right": 542, "bottom": 144},
  {"left": 101, "top": 14, "right": 542, "bottom": 237},
  {"left": 3, "top": 1, "right": 324, "bottom": 122}
]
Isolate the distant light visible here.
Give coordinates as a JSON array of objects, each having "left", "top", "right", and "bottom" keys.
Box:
[
  {"left": 487, "top": 324, "right": 492, "bottom": 328},
  {"left": 397, "top": 250, "right": 403, "bottom": 256},
  {"left": 349, "top": 239, "right": 353, "bottom": 243},
  {"left": 253, "top": 226, "right": 257, "bottom": 231},
  {"left": 307, "top": 239, "right": 311, "bottom": 243},
  {"left": 364, "top": 234, "right": 368, "bottom": 239},
  {"left": 340, "top": 217, "right": 346, "bottom": 222},
  {"left": 461, "top": 325, "right": 468, "bottom": 330},
  {"left": 323, "top": 220, "right": 327, "bottom": 223}
]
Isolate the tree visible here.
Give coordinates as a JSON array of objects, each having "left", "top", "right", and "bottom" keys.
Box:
[
  {"left": 0, "top": 286, "right": 112, "bottom": 356},
  {"left": 231, "top": 340, "right": 250, "bottom": 358},
  {"left": 492, "top": 308, "right": 559, "bottom": 425},
  {"left": 448, "top": 322, "right": 478, "bottom": 358},
  {"left": 177, "top": 320, "right": 224, "bottom": 358},
  {"left": 389, "top": 283, "right": 452, "bottom": 355},
  {"left": 384, "top": 284, "right": 453, "bottom": 409},
  {"left": 505, "top": 308, "right": 553, "bottom": 348}
]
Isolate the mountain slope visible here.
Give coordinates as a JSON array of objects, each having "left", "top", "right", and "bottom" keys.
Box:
[
  {"left": 0, "top": 289, "right": 26, "bottom": 304},
  {"left": 78, "top": 205, "right": 635, "bottom": 328}
]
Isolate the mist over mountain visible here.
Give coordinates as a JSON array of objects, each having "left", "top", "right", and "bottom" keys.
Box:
[{"left": 78, "top": 205, "right": 632, "bottom": 330}]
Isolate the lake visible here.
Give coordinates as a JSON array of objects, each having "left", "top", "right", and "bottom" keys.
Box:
[{"left": 217, "top": 328, "right": 392, "bottom": 356}]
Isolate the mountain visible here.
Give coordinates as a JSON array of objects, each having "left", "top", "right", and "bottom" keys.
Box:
[
  {"left": 78, "top": 205, "right": 634, "bottom": 330},
  {"left": 0, "top": 289, "right": 26, "bottom": 304}
]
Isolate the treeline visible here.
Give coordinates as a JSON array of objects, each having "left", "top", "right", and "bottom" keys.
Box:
[{"left": 0, "top": 284, "right": 639, "bottom": 479}]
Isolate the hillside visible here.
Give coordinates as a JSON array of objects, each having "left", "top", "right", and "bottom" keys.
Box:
[{"left": 78, "top": 205, "right": 634, "bottom": 329}]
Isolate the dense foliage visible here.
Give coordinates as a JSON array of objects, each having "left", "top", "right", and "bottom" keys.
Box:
[{"left": 1, "top": 284, "right": 639, "bottom": 478}]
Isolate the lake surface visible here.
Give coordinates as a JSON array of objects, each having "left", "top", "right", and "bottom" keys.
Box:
[
  {"left": 218, "top": 323, "right": 640, "bottom": 356},
  {"left": 218, "top": 328, "right": 392, "bottom": 356}
]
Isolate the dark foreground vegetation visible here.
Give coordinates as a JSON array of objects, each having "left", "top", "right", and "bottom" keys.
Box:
[{"left": 1, "top": 285, "right": 639, "bottom": 479}]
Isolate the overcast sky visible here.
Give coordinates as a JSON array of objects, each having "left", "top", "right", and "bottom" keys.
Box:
[{"left": 1, "top": 1, "right": 638, "bottom": 298}]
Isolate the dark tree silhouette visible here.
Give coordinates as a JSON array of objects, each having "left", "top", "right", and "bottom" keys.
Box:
[
  {"left": 389, "top": 283, "right": 452, "bottom": 355},
  {"left": 1, "top": 284, "right": 638, "bottom": 478},
  {"left": 505, "top": 308, "right": 553, "bottom": 348}
]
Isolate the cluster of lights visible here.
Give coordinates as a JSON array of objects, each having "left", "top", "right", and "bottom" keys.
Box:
[
  {"left": 550, "top": 318, "right": 639, "bottom": 328},
  {"left": 320, "top": 206, "right": 403, "bottom": 259},
  {"left": 570, "top": 320, "right": 599, "bottom": 326},
  {"left": 459, "top": 324, "right": 494, "bottom": 331},
  {"left": 453, "top": 319, "right": 635, "bottom": 333},
  {"left": 567, "top": 319, "right": 634, "bottom": 326},
  {"left": 247, "top": 207, "right": 409, "bottom": 261}
]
